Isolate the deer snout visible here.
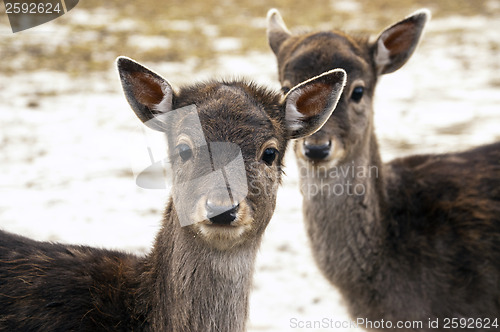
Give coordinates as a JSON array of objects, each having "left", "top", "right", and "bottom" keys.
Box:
[
  {"left": 303, "top": 140, "right": 331, "bottom": 161},
  {"left": 206, "top": 200, "right": 239, "bottom": 225}
]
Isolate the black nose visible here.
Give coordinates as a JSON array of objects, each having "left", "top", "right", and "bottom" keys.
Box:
[
  {"left": 303, "top": 141, "right": 331, "bottom": 160},
  {"left": 206, "top": 201, "right": 239, "bottom": 225}
]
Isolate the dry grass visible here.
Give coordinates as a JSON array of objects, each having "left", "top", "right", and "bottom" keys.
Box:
[{"left": 1, "top": 0, "right": 499, "bottom": 75}]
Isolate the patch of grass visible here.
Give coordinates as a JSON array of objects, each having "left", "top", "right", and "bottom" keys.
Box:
[
  {"left": 361, "top": 0, "right": 495, "bottom": 25},
  {"left": 436, "top": 122, "right": 471, "bottom": 136},
  {"left": 2, "top": 0, "right": 499, "bottom": 75},
  {"left": 489, "top": 78, "right": 500, "bottom": 88}
]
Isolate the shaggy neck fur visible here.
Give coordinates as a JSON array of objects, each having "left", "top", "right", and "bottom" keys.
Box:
[
  {"left": 299, "top": 125, "right": 388, "bottom": 307},
  {"left": 137, "top": 201, "right": 258, "bottom": 332}
]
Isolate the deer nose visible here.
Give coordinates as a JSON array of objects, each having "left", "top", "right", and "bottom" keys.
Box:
[
  {"left": 206, "top": 201, "right": 239, "bottom": 225},
  {"left": 303, "top": 141, "right": 331, "bottom": 160}
]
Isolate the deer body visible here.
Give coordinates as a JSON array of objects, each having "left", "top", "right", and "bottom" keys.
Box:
[
  {"left": 0, "top": 201, "right": 255, "bottom": 331},
  {"left": 0, "top": 57, "right": 345, "bottom": 331},
  {"left": 268, "top": 9, "right": 500, "bottom": 330}
]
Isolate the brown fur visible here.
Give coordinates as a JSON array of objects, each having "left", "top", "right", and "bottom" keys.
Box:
[
  {"left": 268, "top": 9, "right": 500, "bottom": 331},
  {"left": 0, "top": 57, "right": 345, "bottom": 331}
]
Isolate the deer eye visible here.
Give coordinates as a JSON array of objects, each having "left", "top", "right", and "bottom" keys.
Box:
[
  {"left": 176, "top": 143, "right": 193, "bottom": 162},
  {"left": 261, "top": 148, "right": 279, "bottom": 166},
  {"left": 351, "top": 86, "right": 364, "bottom": 102}
]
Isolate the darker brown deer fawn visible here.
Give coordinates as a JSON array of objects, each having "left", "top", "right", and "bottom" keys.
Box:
[
  {"left": 268, "top": 9, "right": 500, "bottom": 331},
  {"left": 0, "top": 57, "right": 345, "bottom": 331}
]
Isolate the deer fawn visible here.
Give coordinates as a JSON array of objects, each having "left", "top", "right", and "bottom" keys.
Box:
[
  {"left": 0, "top": 57, "right": 346, "bottom": 331},
  {"left": 268, "top": 8, "right": 500, "bottom": 330}
]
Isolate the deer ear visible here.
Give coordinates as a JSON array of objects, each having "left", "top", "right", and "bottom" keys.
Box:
[
  {"left": 373, "top": 9, "right": 430, "bottom": 75},
  {"left": 267, "top": 9, "right": 291, "bottom": 55},
  {"left": 117, "top": 56, "right": 174, "bottom": 131},
  {"left": 284, "top": 69, "right": 346, "bottom": 139}
]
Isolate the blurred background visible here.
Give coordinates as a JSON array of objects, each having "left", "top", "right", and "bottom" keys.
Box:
[{"left": 1, "top": 0, "right": 499, "bottom": 331}]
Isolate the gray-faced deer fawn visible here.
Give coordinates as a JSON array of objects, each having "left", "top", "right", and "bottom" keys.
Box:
[
  {"left": 0, "top": 57, "right": 346, "bottom": 332},
  {"left": 268, "top": 9, "right": 500, "bottom": 331}
]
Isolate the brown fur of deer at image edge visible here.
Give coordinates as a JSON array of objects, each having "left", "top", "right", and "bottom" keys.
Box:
[
  {"left": 0, "top": 57, "right": 346, "bottom": 331},
  {"left": 268, "top": 8, "right": 500, "bottom": 331}
]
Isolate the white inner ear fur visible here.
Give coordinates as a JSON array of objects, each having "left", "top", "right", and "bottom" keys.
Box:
[
  {"left": 284, "top": 87, "right": 308, "bottom": 131},
  {"left": 152, "top": 82, "right": 174, "bottom": 114},
  {"left": 375, "top": 36, "right": 391, "bottom": 73}
]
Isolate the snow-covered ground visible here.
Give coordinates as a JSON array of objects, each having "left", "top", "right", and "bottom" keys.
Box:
[{"left": 1, "top": 7, "right": 499, "bottom": 332}]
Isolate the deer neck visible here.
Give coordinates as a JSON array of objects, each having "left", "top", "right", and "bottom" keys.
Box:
[
  {"left": 139, "top": 201, "right": 258, "bottom": 332},
  {"left": 299, "top": 128, "right": 387, "bottom": 283}
]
